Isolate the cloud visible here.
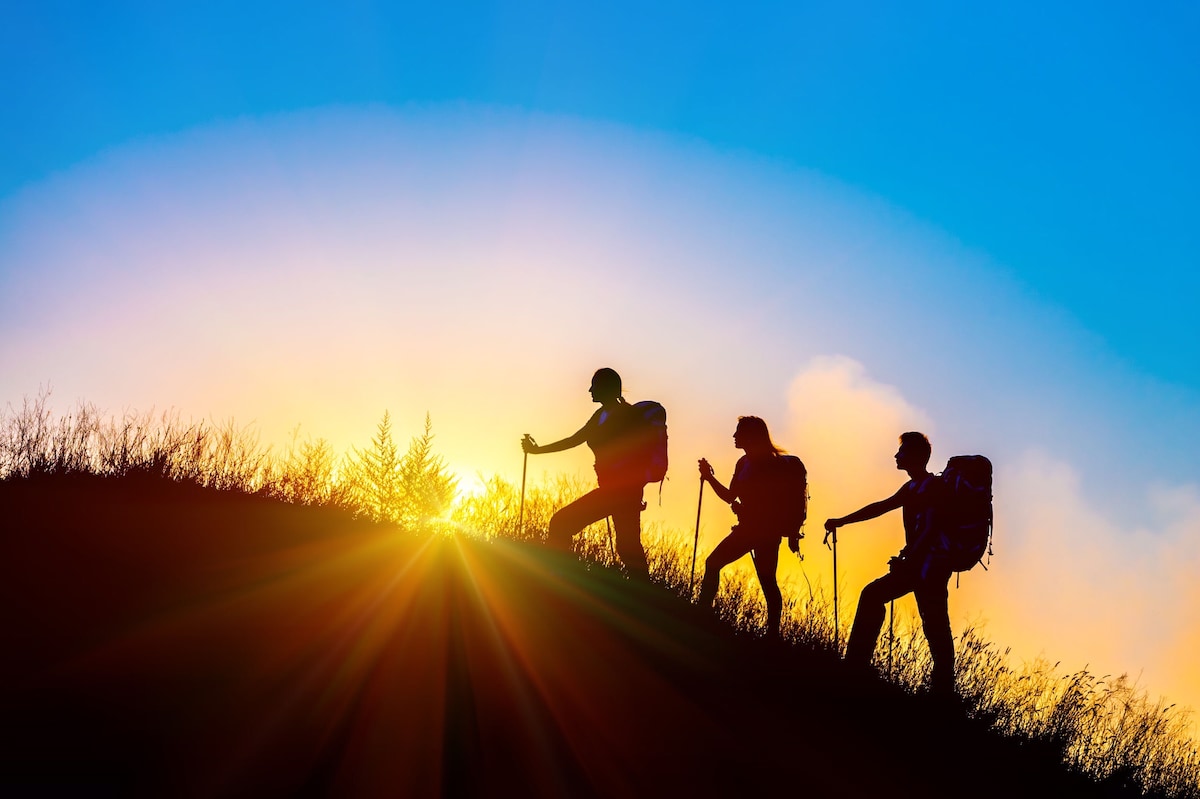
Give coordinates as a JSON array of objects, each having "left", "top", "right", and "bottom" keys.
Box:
[
  {"left": 778, "top": 355, "right": 934, "bottom": 585},
  {"left": 786, "top": 355, "right": 934, "bottom": 501},
  {"left": 969, "top": 452, "right": 1200, "bottom": 710}
]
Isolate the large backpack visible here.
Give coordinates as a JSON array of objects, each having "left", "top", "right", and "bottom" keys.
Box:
[
  {"left": 773, "top": 454, "right": 809, "bottom": 540},
  {"left": 936, "top": 455, "right": 993, "bottom": 572},
  {"left": 630, "top": 400, "right": 669, "bottom": 486},
  {"left": 733, "top": 454, "right": 808, "bottom": 539}
]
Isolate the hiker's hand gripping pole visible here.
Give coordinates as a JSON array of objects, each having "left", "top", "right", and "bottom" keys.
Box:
[{"left": 822, "top": 521, "right": 838, "bottom": 548}]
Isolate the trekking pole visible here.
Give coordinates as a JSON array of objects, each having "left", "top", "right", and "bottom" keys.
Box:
[
  {"left": 831, "top": 529, "right": 839, "bottom": 651},
  {"left": 825, "top": 525, "right": 844, "bottom": 652},
  {"left": 519, "top": 435, "right": 531, "bottom": 536},
  {"left": 888, "top": 599, "right": 895, "bottom": 678},
  {"left": 690, "top": 474, "right": 705, "bottom": 596}
]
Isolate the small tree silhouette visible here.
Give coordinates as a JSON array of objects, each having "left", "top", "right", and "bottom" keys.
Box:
[
  {"left": 340, "top": 411, "right": 458, "bottom": 528},
  {"left": 397, "top": 413, "right": 458, "bottom": 528},
  {"left": 342, "top": 411, "right": 404, "bottom": 522}
]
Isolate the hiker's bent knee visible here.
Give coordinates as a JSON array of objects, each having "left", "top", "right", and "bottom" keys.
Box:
[
  {"left": 547, "top": 511, "right": 577, "bottom": 546},
  {"left": 617, "top": 538, "right": 643, "bottom": 561},
  {"left": 705, "top": 551, "right": 726, "bottom": 573},
  {"left": 859, "top": 583, "right": 882, "bottom": 606}
]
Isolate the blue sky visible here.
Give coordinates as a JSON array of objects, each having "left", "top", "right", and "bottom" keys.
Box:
[
  {"left": 4, "top": 2, "right": 1198, "bottom": 383},
  {"left": 4, "top": 3, "right": 1200, "bottom": 711}
]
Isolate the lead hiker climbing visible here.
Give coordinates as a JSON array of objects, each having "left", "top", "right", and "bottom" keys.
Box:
[
  {"left": 521, "top": 367, "right": 667, "bottom": 580},
  {"left": 697, "top": 416, "right": 807, "bottom": 641}
]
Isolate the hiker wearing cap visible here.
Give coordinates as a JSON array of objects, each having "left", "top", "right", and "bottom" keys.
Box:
[
  {"left": 824, "top": 432, "right": 955, "bottom": 694},
  {"left": 697, "top": 416, "right": 806, "bottom": 641},
  {"left": 522, "top": 368, "right": 649, "bottom": 579}
]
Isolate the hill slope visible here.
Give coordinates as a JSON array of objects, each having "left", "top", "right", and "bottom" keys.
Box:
[{"left": 1, "top": 475, "right": 1132, "bottom": 797}]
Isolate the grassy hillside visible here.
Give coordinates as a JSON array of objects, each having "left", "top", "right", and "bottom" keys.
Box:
[{"left": 1, "top": 473, "right": 1172, "bottom": 798}]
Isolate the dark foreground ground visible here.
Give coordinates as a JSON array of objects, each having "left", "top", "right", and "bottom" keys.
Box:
[{"left": 1, "top": 475, "right": 1137, "bottom": 797}]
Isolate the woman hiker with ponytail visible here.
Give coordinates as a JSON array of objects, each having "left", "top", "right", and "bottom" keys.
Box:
[{"left": 697, "top": 416, "right": 805, "bottom": 641}]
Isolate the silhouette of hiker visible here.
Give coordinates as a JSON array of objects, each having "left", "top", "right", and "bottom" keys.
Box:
[
  {"left": 824, "top": 432, "right": 955, "bottom": 694},
  {"left": 697, "top": 416, "right": 804, "bottom": 641},
  {"left": 522, "top": 368, "right": 649, "bottom": 579}
]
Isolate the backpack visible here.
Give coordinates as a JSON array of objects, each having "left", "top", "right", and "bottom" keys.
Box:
[
  {"left": 773, "top": 454, "right": 808, "bottom": 539},
  {"left": 731, "top": 454, "right": 808, "bottom": 539},
  {"left": 936, "top": 455, "right": 993, "bottom": 572},
  {"left": 630, "top": 400, "right": 669, "bottom": 485}
]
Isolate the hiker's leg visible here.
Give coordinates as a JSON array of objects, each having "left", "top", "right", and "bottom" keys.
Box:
[
  {"left": 547, "top": 487, "right": 611, "bottom": 552},
  {"left": 915, "top": 566, "right": 955, "bottom": 693},
  {"left": 611, "top": 486, "right": 648, "bottom": 579},
  {"left": 699, "top": 529, "right": 755, "bottom": 610},
  {"left": 752, "top": 539, "right": 783, "bottom": 639},
  {"left": 845, "top": 570, "right": 914, "bottom": 668}
]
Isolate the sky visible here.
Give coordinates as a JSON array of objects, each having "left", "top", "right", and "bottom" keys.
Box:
[{"left": 3, "top": 3, "right": 1199, "bottom": 718}]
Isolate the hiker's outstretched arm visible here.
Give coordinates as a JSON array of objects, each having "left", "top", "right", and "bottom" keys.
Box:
[
  {"left": 825, "top": 489, "right": 904, "bottom": 532},
  {"left": 698, "top": 458, "right": 736, "bottom": 504},
  {"left": 523, "top": 426, "right": 587, "bottom": 454}
]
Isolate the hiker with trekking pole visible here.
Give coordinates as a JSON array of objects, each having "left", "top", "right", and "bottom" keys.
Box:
[
  {"left": 824, "top": 432, "right": 960, "bottom": 695},
  {"left": 695, "top": 416, "right": 807, "bottom": 641},
  {"left": 521, "top": 368, "right": 667, "bottom": 580}
]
